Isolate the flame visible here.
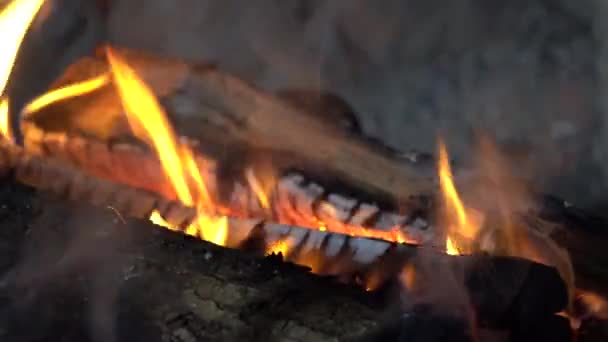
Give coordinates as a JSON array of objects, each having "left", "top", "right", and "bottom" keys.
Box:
[
  {"left": 266, "top": 238, "right": 292, "bottom": 257},
  {"left": 0, "top": 98, "right": 9, "bottom": 139},
  {"left": 106, "top": 47, "right": 227, "bottom": 247},
  {"left": 438, "top": 139, "right": 480, "bottom": 254},
  {"left": 445, "top": 236, "right": 459, "bottom": 255},
  {"left": 23, "top": 73, "right": 110, "bottom": 116},
  {"left": 0, "top": 0, "right": 45, "bottom": 96},
  {"left": 245, "top": 167, "right": 270, "bottom": 209}
]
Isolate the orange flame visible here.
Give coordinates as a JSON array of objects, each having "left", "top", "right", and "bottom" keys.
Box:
[
  {"left": 266, "top": 238, "right": 292, "bottom": 257},
  {"left": 106, "top": 47, "right": 227, "bottom": 247},
  {"left": 438, "top": 139, "right": 480, "bottom": 255}
]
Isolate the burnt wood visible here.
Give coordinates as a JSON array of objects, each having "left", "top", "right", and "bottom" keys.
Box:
[
  {"left": 0, "top": 179, "right": 571, "bottom": 342},
  {"left": 10, "top": 46, "right": 608, "bottom": 298}
]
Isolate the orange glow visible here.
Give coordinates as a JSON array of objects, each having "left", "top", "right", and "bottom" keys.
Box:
[
  {"left": 23, "top": 73, "right": 110, "bottom": 116},
  {"left": 107, "top": 47, "right": 227, "bottom": 247},
  {"left": 149, "top": 210, "right": 180, "bottom": 232},
  {"left": 578, "top": 291, "right": 608, "bottom": 320},
  {"left": 0, "top": 0, "right": 45, "bottom": 97},
  {"left": 266, "top": 238, "right": 292, "bottom": 257},
  {"left": 438, "top": 139, "right": 480, "bottom": 254},
  {"left": 399, "top": 263, "right": 416, "bottom": 291}
]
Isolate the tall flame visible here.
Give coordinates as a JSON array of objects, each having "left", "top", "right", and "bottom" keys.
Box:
[
  {"left": 0, "top": 98, "right": 9, "bottom": 139},
  {"left": 438, "top": 139, "right": 480, "bottom": 255},
  {"left": 106, "top": 47, "right": 227, "bottom": 247}
]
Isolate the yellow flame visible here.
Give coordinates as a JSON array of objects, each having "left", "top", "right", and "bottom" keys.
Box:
[
  {"left": 23, "top": 73, "right": 110, "bottom": 116},
  {"left": 107, "top": 47, "right": 227, "bottom": 247},
  {"left": 446, "top": 236, "right": 459, "bottom": 255},
  {"left": 266, "top": 238, "right": 292, "bottom": 257},
  {"left": 438, "top": 139, "right": 480, "bottom": 255},
  {"left": 245, "top": 167, "right": 270, "bottom": 209},
  {"left": 0, "top": 0, "right": 45, "bottom": 96},
  {"left": 0, "top": 98, "right": 9, "bottom": 139},
  {"left": 106, "top": 48, "right": 194, "bottom": 206},
  {"left": 150, "top": 210, "right": 179, "bottom": 232}
]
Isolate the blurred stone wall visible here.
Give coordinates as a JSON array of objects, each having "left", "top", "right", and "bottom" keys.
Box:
[{"left": 106, "top": 0, "right": 608, "bottom": 212}]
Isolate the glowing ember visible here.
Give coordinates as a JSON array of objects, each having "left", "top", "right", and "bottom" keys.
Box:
[
  {"left": 266, "top": 238, "right": 292, "bottom": 257},
  {"left": 107, "top": 47, "right": 227, "bottom": 247}
]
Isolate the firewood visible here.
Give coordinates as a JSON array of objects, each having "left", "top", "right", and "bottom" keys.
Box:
[
  {"left": 22, "top": 108, "right": 608, "bottom": 301},
  {"left": 27, "top": 48, "right": 438, "bottom": 204},
  {"left": 0, "top": 135, "right": 569, "bottom": 321},
  {"left": 0, "top": 180, "right": 570, "bottom": 342},
  {"left": 18, "top": 123, "right": 435, "bottom": 246},
  {"left": 16, "top": 47, "right": 608, "bottom": 296}
]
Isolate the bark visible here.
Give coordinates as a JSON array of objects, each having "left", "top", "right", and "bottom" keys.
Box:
[{"left": 0, "top": 180, "right": 570, "bottom": 342}]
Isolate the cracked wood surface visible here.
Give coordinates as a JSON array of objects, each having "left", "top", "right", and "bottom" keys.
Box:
[{"left": 0, "top": 181, "right": 380, "bottom": 342}]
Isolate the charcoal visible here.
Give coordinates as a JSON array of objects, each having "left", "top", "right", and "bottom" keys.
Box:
[
  {"left": 462, "top": 255, "right": 568, "bottom": 328},
  {"left": 509, "top": 314, "right": 572, "bottom": 342}
]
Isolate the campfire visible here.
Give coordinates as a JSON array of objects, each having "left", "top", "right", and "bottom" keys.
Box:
[{"left": 0, "top": 0, "right": 606, "bottom": 341}]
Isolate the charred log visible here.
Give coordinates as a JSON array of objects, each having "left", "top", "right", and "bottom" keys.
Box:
[{"left": 0, "top": 179, "right": 571, "bottom": 342}]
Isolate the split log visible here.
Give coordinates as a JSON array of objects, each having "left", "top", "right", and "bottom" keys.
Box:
[
  {"left": 26, "top": 48, "right": 438, "bottom": 204},
  {"left": 18, "top": 123, "right": 435, "bottom": 246}
]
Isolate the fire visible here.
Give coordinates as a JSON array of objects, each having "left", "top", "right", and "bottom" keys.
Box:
[
  {"left": 0, "top": 0, "right": 45, "bottom": 139},
  {"left": 438, "top": 139, "right": 480, "bottom": 255},
  {"left": 106, "top": 47, "right": 227, "bottom": 247},
  {"left": 23, "top": 73, "right": 110, "bottom": 116},
  {"left": 266, "top": 238, "right": 292, "bottom": 257},
  {"left": 245, "top": 167, "right": 271, "bottom": 209},
  {"left": 445, "top": 236, "right": 459, "bottom": 255},
  {"left": 0, "top": 98, "right": 9, "bottom": 139},
  {"left": 0, "top": 0, "right": 45, "bottom": 96}
]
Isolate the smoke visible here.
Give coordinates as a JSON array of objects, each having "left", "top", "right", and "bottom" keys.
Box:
[
  {"left": 1, "top": 200, "right": 133, "bottom": 342},
  {"left": 103, "top": 0, "right": 604, "bottom": 212}
]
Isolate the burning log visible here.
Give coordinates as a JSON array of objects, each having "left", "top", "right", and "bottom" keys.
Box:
[
  {"left": 18, "top": 47, "right": 608, "bottom": 300},
  {"left": 0, "top": 133, "right": 568, "bottom": 318},
  {"left": 26, "top": 48, "right": 438, "bottom": 204},
  {"left": 0, "top": 179, "right": 571, "bottom": 341},
  {"left": 16, "top": 122, "right": 435, "bottom": 246}
]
